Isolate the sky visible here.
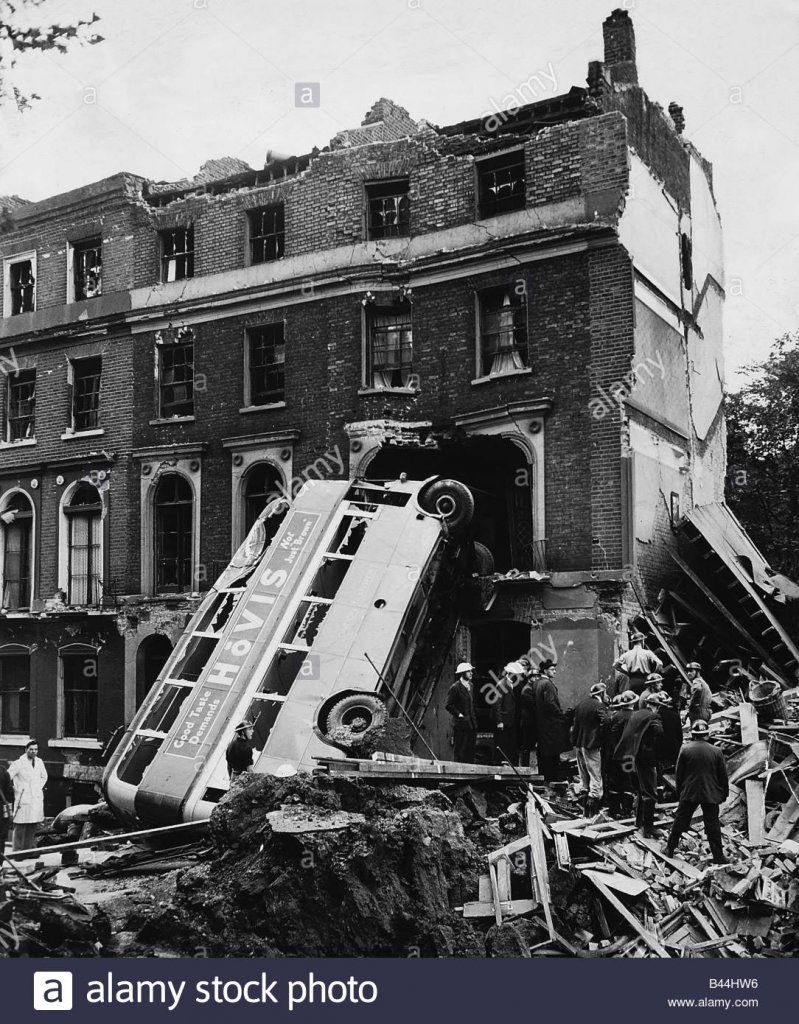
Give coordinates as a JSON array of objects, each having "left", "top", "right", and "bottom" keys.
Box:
[{"left": 1, "top": 0, "right": 797, "bottom": 387}]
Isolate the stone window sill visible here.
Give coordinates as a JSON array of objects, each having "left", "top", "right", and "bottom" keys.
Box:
[
  {"left": 61, "top": 427, "right": 105, "bottom": 441},
  {"left": 149, "top": 416, "right": 195, "bottom": 426},
  {"left": 49, "top": 738, "right": 102, "bottom": 750},
  {"left": 471, "top": 367, "right": 532, "bottom": 386},
  {"left": 0, "top": 437, "right": 36, "bottom": 449},
  {"left": 239, "top": 402, "right": 286, "bottom": 414},
  {"left": 358, "top": 387, "right": 420, "bottom": 396},
  {"left": 0, "top": 735, "right": 29, "bottom": 746}
]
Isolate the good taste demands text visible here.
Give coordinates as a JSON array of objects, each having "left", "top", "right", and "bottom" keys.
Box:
[{"left": 173, "top": 693, "right": 221, "bottom": 749}]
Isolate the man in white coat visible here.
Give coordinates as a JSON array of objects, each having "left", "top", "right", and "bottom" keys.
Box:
[{"left": 9, "top": 739, "right": 48, "bottom": 853}]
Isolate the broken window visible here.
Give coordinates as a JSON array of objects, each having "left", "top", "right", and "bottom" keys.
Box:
[
  {"left": 249, "top": 205, "right": 285, "bottom": 263},
  {"left": 1, "top": 493, "right": 33, "bottom": 610},
  {"left": 477, "top": 150, "right": 526, "bottom": 218},
  {"left": 66, "top": 483, "right": 103, "bottom": 606},
  {"left": 154, "top": 474, "right": 194, "bottom": 593},
  {"left": 7, "top": 368, "right": 35, "bottom": 441},
  {"left": 366, "top": 179, "right": 410, "bottom": 239},
  {"left": 478, "top": 287, "right": 528, "bottom": 376},
  {"left": 159, "top": 341, "right": 194, "bottom": 418},
  {"left": 244, "top": 464, "right": 282, "bottom": 536},
  {"left": 72, "top": 238, "right": 102, "bottom": 300},
  {"left": 681, "top": 233, "right": 693, "bottom": 290},
  {"left": 247, "top": 323, "right": 285, "bottom": 406},
  {"left": 0, "top": 651, "right": 30, "bottom": 735},
  {"left": 366, "top": 303, "right": 413, "bottom": 389},
  {"left": 71, "top": 355, "right": 102, "bottom": 430},
  {"left": 61, "top": 651, "right": 98, "bottom": 737},
  {"left": 160, "top": 226, "right": 194, "bottom": 282},
  {"left": 6, "top": 257, "right": 35, "bottom": 315}
]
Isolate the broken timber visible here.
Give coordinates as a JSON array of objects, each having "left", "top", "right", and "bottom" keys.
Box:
[
  {"left": 314, "top": 756, "right": 543, "bottom": 784},
  {"left": 584, "top": 871, "right": 671, "bottom": 957}
]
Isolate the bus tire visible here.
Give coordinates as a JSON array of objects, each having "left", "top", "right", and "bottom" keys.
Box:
[
  {"left": 323, "top": 692, "right": 389, "bottom": 747},
  {"left": 419, "top": 479, "right": 474, "bottom": 533},
  {"left": 473, "top": 541, "right": 495, "bottom": 576}
]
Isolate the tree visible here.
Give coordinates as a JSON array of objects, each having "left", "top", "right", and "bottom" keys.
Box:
[
  {"left": 725, "top": 331, "right": 799, "bottom": 579},
  {"left": 0, "top": 0, "right": 102, "bottom": 110}
]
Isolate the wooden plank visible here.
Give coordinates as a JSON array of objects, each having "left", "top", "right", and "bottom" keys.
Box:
[
  {"left": 634, "top": 836, "right": 703, "bottom": 879},
  {"left": 553, "top": 833, "right": 571, "bottom": 869},
  {"left": 581, "top": 868, "right": 650, "bottom": 898},
  {"left": 488, "top": 860, "right": 502, "bottom": 927},
  {"left": 5, "top": 819, "right": 207, "bottom": 861},
  {"left": 496, "top": 857, "right": 512, "bottom": 903},
  {"left": 526, "top": 798, "right": 555, "bottom": 941},
  {"left": 745, "top": 780, "right": 766, "bottom": 844},
  {"left": 766, "top": 794, "right": 799, "bottom": 842},
  {"left": 585, "top": 872, "right": 671, "bottom": 958},
  {"left": 739, "top": 703, "right": 760, "bottom": 744},
  {"left": 478, "top": 874, "right": 492, "bottom": 903},
  {"left": 488, "top": 835, "right": 531, "bottom": 862},
  {"left": 462, "top": 898, "right": 537, "bottom": 919},
  {"left": 727, "top": 741, "right": 769, "bottom": 786}
]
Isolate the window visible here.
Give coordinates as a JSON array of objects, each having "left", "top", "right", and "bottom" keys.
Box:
[
  {"left": 366, "top": 303, "right": 413, "bottom": 389},
  {"left": 477, "top": 287, "right": 528, "bottom": 376},
  {"left": 366, "top": 179, "right": 410, "bottom": 239},
  {"left": 160, "top": 226, "right": 194, "bottom": 282},
  {"left": 249, "top": 205, "right": 285, "bottom": 264},
  {"left": 244, "top": 464, "right": 282, "bottom": 535},
  {"left": 4, "top": 253, "right": 36, "bottom": 316},
  {"left": 61, "top": 650, "right": 98, "bottom": 737},
  {"left": 477, "top": 150, "right": 526, "bottom": 218},
  {"left": 155, "top": 474, "right": 193, "bottom": 593},
  {"left": 71, "top": 356, "right": 102, "bottom": 431},
  {"left": 7, "top": 368, "right": 35, "bottom": 440},
  {"left": 1, "top": 493, "right": 33, "bottom": 610},
  {"left": 246, "top": 323, "right": 285, "bottom": 406},
  {"left": 159, "top": 341, "right": 194, "bottom": 418},
  {"left": 65, "top": 483, "right": 102, "bottom": 606},
  {"left": 0, "top": 649, "right": 30, "bottom": 735},
  {"left": 71, "top": 238, "right": 102, "bottom": 300},
  {"left": 681, "top": 233, "right": 693, "bottom": 290}
]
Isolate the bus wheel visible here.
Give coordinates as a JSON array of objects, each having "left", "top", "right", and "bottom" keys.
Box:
[
  {"left": 323, "top": 693, "right": 388, "bottom": 748},
  {"left": 419, "top": 479, "right": 474, "bottom": 533}
]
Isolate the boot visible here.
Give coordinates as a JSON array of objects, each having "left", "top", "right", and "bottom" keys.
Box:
[
  {"left": 641, "top": 798, "right": 659, "bottom": 839},
  {"left": 587, "top": 797, "right": 601, "bottom": 817},
  {"left": 707, "top": 831, "right": 726, "bottom": 865}
]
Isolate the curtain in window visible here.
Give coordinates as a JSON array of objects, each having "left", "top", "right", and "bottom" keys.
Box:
[
  {"left": 2, "top": 519, "right": 31, "bottom": 610},
  {"left": 489, "top": 293, "right": 526, "bottom": 376},
  {"left": 69, "top": 512, "right": 100, "bottom": 604},
  {"left": 371, "top": 312, "right": 413, "bottom": 389}
]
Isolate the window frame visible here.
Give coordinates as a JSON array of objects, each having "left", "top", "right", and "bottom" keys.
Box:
[
  {"left": 2, "top": 251, "right": 37, "bottom": 318},
  {"left": 365, "top": 178, "right": 411, "bottom": 240},
  {"left": 58, "top": 645, "right": 99, "bottom": 740},
  {"left": 154, "top": 473, "right": 195, "bottom": 594},
  {"left": 0, "top": 645, "right": 31, "bottom": 738},
  {"left": 64, "top": 483, "right": 103, "bottom": 606},
  {"left": 158, "top": 339, "right": 195, "bottom": 419},
  {"left": 248, "top": 204, "right": 285, "bottom": 264},
  {"left": 475, "top": 286, "right": 530, "bottom": 379},
  {"left": 0, "top": 489, "right": 35, "bottom": 611},
  {"left": 159, "top": 226, "right": 195, "bottom": 283},
  {"left": 245, "top": 322, "right": 286, "bottom": 408},
  {"left": 68, "top": 237, "right": 103, "bottom": 302},
  {"left": 362, "top": 301, "right": 415, "bottom": 392},
  {"left": 6, "top": 366, "right": 36, "bottom": 442},
  {"left": 476, "top": 149, "right": 526, "bottom": 219},
  {"left": 69, "top": 355, "right": 102, "bottom": 432}
]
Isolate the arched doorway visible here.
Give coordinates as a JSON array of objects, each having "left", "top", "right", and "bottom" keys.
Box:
[{"left": 136, "top": 634, "right": 173, "bottom": 708}]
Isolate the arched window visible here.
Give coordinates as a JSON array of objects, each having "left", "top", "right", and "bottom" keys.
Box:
[
  {"left": 65, "top": 483, "right": 102, "bottom": 605},
  {"left": 243, "top": 463, "right": 281, "bottom": 536},
  {"left": 1, "top": 492, "right": 33, "bottom": 610},
  {"left": 155, "top": 474, "right": 193, "bottom": 593}
]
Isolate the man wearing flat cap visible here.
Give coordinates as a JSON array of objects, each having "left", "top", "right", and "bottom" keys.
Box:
[
  {"left": 684, "top": 662, "right": 713, "bottom": 725},
  {"left": 570, "top": 681, "right": 609, "bottom": 814},
  {"left": 446, "top": 662, "right": 477, "bottom": 763},
  {"left": 665, "top": 720, "right": 728, "bottom": 864}
]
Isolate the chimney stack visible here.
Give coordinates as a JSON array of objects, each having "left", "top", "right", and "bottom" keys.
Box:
[
  {"left": 668, "top": 101, "right": 685, "bottom": 133},
  {"left": 603, "top": 9, "right": 638, "bottom": 84}
]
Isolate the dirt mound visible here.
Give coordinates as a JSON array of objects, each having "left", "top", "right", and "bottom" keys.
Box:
[{"left": 134, "top": 773, "right": 493, "bottom": 957}]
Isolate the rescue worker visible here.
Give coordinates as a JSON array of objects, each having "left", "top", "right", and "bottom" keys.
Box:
[
  {"left": 605, "top": 691, "right": 637, "bottom": 817},
  {"left": 9, "top": 739, "right": 48, "bottom": 853},
  {"left": 655, "top": 690, "right": 683, "bottom": 777},
  {"left": 518, "top": 667, "right": 540, "bottom": 768},
  {"left": 534, "top": 660, "right": 566, "bottom": 783},
  {"left": 614, "top": 633, "right": 663, "bottom": 695},
  {"left": 684, "top": 662, "right": 713, "bottom": 724},
  {"left": 570, "top": 681, "right": 609, "bottom": 814},
  {"left": 493, "top": 661, "right": 523, "bottom": 765},
  {"left": 638, "top": 671, "right": 664, "bottom": 710},
  {"left": 226, "top": 721, "right": 255, "bottom": 782},
  {"left": 614, "top": 692, "right": 664, "bottom": 837},
  {"left": 446, "top": 662, "right": 477, "bottom": 763},
  {"left": 665, "top": 719, "right": 728, "bottom": 864}
]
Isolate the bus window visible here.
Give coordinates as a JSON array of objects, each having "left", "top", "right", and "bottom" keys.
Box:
[
  {"left": 244, "top": 697, "right": 283, "bottom": 749},
  {"left": 257, "top": 649, "right": 310, "bottom": 696},
  {"left": 282, "top": 600, "right": 330, "bottom": 648},
  {"left": 193, "top": 590, "right": 241, "bottom": 634},
  {"left": 170, "top": 635, "right": 220, "bottom": 682},
  {"left": 328, "top": 515, "right": 369, "bottom": 557},
  {"left": 307, "top": 558, "right": 350, "bottom": 600},
  {"left": 139, "top": 683, "right": 191, "bottom": 734},
  {"left": 116, "top": 734, "right": 163, "bottom": 786}
]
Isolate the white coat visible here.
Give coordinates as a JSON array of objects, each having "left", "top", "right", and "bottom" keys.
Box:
[{"left": 9, "top": 753, "right": 48, "bottom": 824}]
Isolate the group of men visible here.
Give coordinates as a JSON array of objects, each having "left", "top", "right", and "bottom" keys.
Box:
[
  {"left": 445, "top": 640, "right": 730, "bottom": 864},
  {"left": 0, "top": 739, "right": 49, "bottom": 855}
]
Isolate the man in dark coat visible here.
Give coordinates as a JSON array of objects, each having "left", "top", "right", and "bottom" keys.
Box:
[
  {"left": 685, "top": 662, "right": 713, "bottom": 724},
  {"left": 654, "top": 691, "right": 683, "bottom": 776},
  {"left": 614, "top": 693, "right": 664, "bottom": 836},
  {"left": 518, "top": 668, "right": 540, "bottom": 768},
  {"left": 605, "top": 691, "right": 637, "bottom": 816},
  {"left": 0, "top": 761, "right": 15, "bottom": 852},
  {"left": 492, "top": 662, "right": 523, "bottom": 765},
  {"left": 570, "top": 681, "right": 609, "bottom": 814},
  {"left": 226, "top": 721, "right": 255, "bottom": 782},
  {"left": 446, "top": 662, "right": 477, "bottom": 763},
  {"left": 535, "top": 661, "right": 566, "bottom": 782},
  {"left": 665, "top": 720, "right": 728, "bottom": 863}
]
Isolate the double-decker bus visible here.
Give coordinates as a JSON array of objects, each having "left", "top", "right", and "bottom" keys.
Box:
[{"left": 103, "top": 476, "right": 474, "bottom": 827}]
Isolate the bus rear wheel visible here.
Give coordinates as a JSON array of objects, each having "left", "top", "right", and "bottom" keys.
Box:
[
  {"left": 418, "top": 479, "right": 474, "bottom": 533},
  {"left": 322, "top": 692, "right": 389, "bottom": 750}
]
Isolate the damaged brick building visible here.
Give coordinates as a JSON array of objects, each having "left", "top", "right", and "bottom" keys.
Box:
[{"left": 0, "top": 10, "right": 728, "bottom": 805}]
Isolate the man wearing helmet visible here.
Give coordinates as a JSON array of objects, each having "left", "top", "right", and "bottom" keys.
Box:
[
  {"left": 665, "top": 719, "right": 728, "bottom": 864},
  {"left": 446, "top": 662, "right": 478, "bottom": 763}
]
